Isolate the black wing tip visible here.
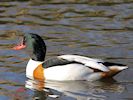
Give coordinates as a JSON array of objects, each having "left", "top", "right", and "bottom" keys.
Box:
[{"left": 103, "top": 62, "right": 127, "bottom": 66}]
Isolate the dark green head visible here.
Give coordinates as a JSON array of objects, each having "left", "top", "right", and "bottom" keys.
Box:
[{"left": 13, "top": 33, "right": 46, "bottom": 61}]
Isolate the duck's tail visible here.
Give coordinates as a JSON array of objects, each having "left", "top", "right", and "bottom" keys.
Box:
[
  {"left": 113, "top": 66, "right": 128, "bottom": 71},
  {"left": 101, "top": 62, "right": 128, "bottom": 78}
]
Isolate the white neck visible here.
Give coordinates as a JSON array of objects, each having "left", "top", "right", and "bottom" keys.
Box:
[{"left": 26, "top": 59, "right": 43, "bottom": 79}]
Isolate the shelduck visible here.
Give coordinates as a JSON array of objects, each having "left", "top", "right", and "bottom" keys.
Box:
[{"left": 13, "top": 33, "right": 128, "bottom": 81}]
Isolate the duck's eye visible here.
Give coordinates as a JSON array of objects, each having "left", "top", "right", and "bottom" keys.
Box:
[{"left": 23, "top": 37, "right": 26, "bottom": 44}]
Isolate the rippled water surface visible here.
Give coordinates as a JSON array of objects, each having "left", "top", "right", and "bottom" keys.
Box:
[{"left": 0, "top": 0, "right": 133, "bottom": 100}]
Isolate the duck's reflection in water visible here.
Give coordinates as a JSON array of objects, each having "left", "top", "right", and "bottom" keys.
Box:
[{"left": 25, "top": 79, "right": 125, "bottom": 100}]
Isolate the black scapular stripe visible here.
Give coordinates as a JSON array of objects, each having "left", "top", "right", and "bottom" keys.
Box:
[{"left": 42, "top": 57, "right": 83, "bottom": 68}]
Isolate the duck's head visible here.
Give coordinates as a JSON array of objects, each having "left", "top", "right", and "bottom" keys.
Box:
[{"left": 13, "top": 33, "right": 46, "bottom": 61}]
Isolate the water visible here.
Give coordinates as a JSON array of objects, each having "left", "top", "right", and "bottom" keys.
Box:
[{"left": 0, "top": 0, "right": 133, "bottom": 100}]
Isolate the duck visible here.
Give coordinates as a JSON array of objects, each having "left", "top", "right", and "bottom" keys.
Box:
[{"left": 13, "top": 33, "right": 128, "bottom": 81}]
